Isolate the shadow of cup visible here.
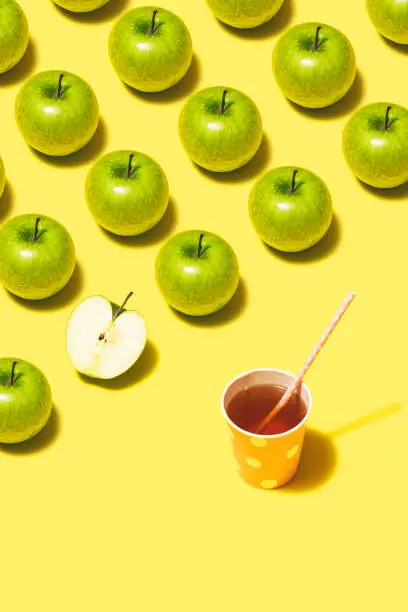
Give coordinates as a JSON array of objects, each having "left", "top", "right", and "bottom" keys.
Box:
[
  {"left": 281, "top": 402, "right": 403, "bottom": 493},
  {"left": 280, "top": 429, "right": 337, "bottom": 493}
]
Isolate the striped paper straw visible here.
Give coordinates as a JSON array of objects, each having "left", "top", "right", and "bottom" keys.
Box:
[{"left": 256, "top": 291, "right": 356, "bottom": 434}]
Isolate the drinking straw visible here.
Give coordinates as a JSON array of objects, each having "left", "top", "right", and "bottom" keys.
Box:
[{"left": 255, "top": 291, "right": 356, "bottom": 434}]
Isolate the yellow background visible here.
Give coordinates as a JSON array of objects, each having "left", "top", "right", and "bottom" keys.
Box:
[{"left": 1, "top": 0, "right": 406, "bottom": 609}]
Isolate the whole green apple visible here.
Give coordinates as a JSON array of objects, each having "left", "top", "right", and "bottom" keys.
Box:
[
  {"left": 0, "top": 214, "right": 76, "bottom": 300},
  {"left": 179, "top": 86, "right": 263, "bottom": 172},
  {"left": 0, "top": 0, "right": 29, "bottom": 74},
  {"left": 15, "top": 70, "right": 99, "bottom": 156},
  {"left": 0, "top": 155, "right": 5, "bottom": 199},
  {"left": 0, "top": 358, "right": 52, "bottom": 444},
  {"left": 67, "top": 292, "right": 147, "bottom": 379},
  {"left": 366, "top": 0, "right": 408, "bottom": 44},
  {"left": 206, "top": 0, "right": 284, "bottom": 29},
  {"left": 51, "top": 0, "right": 111, "bottom": 11},
  {"left": 109, "top": 7, "right": 193, "bottom": 93},
  {"left": 343, "top": 102, "right": 408, "bottom": 188},
  {"left": 273, "top": 23, "right": 356, "bottom": 109},
  {"left": 249, "top": 166, "right": 333, "bottom": 252},
  {"left": 156, "top": 230, "right": 239, "bottom": 316},
  {"left": 85, "top": 150, "right": 169, "bottom": 236}
]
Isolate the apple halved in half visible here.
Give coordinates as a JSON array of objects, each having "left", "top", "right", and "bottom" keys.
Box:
[{"left": 67, "top": 293, "right": 146, "bottom": 379}]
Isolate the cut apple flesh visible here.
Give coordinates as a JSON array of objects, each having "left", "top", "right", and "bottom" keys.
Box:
[{"left": 67, "top": 295, "right": 146, "bottom": 379}]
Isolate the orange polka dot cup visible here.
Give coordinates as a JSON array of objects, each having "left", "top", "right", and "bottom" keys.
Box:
[{"left": 221, "top": 369, "right": 312, "bottom": 490}]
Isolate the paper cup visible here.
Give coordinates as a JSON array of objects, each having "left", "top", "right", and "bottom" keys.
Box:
[{"left": 221, "top": 369, "right": 312, "bottom": 490}]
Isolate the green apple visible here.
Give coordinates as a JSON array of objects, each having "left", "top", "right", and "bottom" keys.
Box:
[
  {"left": 249, "top": 166, "right": 333, "bottom": 252},
  {"left": 67, "top": 292, "right": 147, "bottom": 379},
  {"left": 85, "top": 150, "right": 169, "bottom": 236},
  {"left": 0, "top": 0, "right": 29, "bottom": 74},
  {"left": 343, "top": 102, "right": 408, "bottom": 188},
  {"left": 366, "top": 0, "right": 408, "bottom": 44},
  {"left": 0, "top": 155, "right": 5, "bottom": 199},
  {"left": 0, "top": 214, "right": 76, "bottom": 300},
  {"left": 179, "top": 86, "right": 263, "bottom": 172},
  {"left": 109, "top": 7, "right": 193, "bottom": 93},
  {"left": 206, "top": 0, "right": 284, "bottom": 29},
  {"left": 51, "top": 0, "right": 111, "bottom": 12},
  {"left": 155, "top": 230, "right": 240, "bottom": 316},
  {"left": 273, "top": 23, "right": 356, "bottom": 109},
  {"left": 15, "top": 70, "right": 99, "bottom": 156},
  {"left": 0, "top": 358, "right": 52, "bottom": 444}
]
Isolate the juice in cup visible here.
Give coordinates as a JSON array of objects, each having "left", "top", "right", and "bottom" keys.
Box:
[{"left": 221, "top": 368, "right": 312, "bottom": 490}]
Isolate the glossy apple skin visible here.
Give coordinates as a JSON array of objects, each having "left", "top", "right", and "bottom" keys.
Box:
[
  {"left": 343, "top": 102, "right": 408, "bottom": 188},
  {"left": 273, "top": 23, "right": 356, "bottom": 109},
  {"left": 0, "top": 358, "right": 52, "bottom": 444},
  {"left": 249, "top": 166, "right": 333, "bottom": 252},
  {"left": 109, "top": 7, "right": 193, "bottom": 92},
  {"left": 179, "top": 86, "right": 263, "bottom": 172},
  {"left": 205, "top": 0, "right": 284, "bottom": 29},
  {"left": 86, "top": 150, "right": 169, "bottom": 236},
  {"left": 156, "top": 230, "right": 239, "bottom": 316},
  {"left": 52, "top": 0, "right": 111, "bottom": 11},
  {"left": 0, "top": 0, "right": 29, "bottom": 74},
  {"left": 0, "top": 214, "right": 76, "bottom": 300},
  {"left": 0, "top": 156, "right": 5, "bottom": 199},
  {"left": 366, "top": 0, "right": 408, "bottom": 44},
  {"left": 15, "top": 70, "right": 99, "bottom": 156}
]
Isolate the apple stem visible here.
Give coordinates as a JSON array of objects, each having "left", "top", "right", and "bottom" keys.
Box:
[
  {"left": 99, "top": 291, "right": 134, "bottom": 341},
  {"left": 219, "top": 90, "right": 228, "bottom": 115},
  {"left": 126, "top": 153, "right": 135, "bottom": 178},
  {"left": 290, "top": 169, "right": 298, "bottom": 194},
  {"left": 56, "top": 73, "right": 64, "bottom": 99},
  {"left": 384, "top": 105, "right": 392, "bottom": 131},
  {"left": 149, "top": 9, "right": 158, "bottom": 34},
  {"left": 9, "top": 361, "right": 17, "bottom": 386},
  {"left": 314, "top": 26, "right": 322, "bottom": 50},
  {"left": 195, "top": 233, "right": 205, "bottom": 258},
  {"left": 114, "top": 291, "right": 134, "bottom": 321},
  {"left": 33, "top": 217, "right": 41, "bottom": 242}
]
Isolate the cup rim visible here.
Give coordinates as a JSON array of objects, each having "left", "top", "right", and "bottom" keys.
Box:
[{"left": 221, "top": 368, "right": 313, "bottom": 440}]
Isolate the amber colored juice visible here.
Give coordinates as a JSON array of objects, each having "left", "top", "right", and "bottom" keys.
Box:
[{"left": 227, "top": 383, "right": 307, "bottom": 435}]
